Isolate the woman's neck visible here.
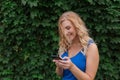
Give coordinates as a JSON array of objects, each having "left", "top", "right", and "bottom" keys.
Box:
[
  {"left": 70, "top": 42, "right": 81, "bottom": 49},
  {"left": 69, "top": 37, "right": 82, "bottom": 50},
  {"left": 68, "top": 39, "right": 82, "bottom": 57}
]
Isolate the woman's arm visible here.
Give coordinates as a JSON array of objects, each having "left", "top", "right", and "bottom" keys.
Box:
[
  {"left": 56, "top": 66, "right": 63, "bottom": 76},
  {"left": 59, "top": 43, "right": 99, "bottom": 80},
  {"left": 70, "top": 43, "right": 99, "bottom": 80},
  {"left": 53, "top": 60, "right": 63, "bottom": 76}
]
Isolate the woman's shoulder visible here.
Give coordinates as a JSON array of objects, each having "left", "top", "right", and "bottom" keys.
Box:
[
  {"left": 86, "top": 41, "right": 99, "bottom": 57},
  {"left": 87, "top": 39, "right": 95, "bottom": 46}
]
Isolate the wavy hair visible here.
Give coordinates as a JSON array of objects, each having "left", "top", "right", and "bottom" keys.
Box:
[{"left": 58, "top": 11, "right": 91, "bottom": 55}]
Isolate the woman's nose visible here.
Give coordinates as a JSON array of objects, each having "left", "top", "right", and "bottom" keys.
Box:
[{"left": 66, "top": 31, "right": 71, "bottom": 36}]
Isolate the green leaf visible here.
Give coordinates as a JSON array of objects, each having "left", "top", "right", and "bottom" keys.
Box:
[
  {"left": 28, "top": 0, "right": 38, "bottom": 8},
  {"left": 21, "top": 0, "right": 27, "bottom": 5}
]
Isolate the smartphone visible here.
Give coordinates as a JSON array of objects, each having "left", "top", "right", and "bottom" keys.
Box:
[{"left": 51, "top": 55, "right": 62, "bottom": 60}]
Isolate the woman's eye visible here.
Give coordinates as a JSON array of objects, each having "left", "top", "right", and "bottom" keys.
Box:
[{"left": 66, "top": 26, "right": 70, "bottom": 30}]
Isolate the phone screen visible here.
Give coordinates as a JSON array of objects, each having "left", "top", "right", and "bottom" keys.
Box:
[{"left": 51, "top": 55, "right": 62, "bottom": 60}]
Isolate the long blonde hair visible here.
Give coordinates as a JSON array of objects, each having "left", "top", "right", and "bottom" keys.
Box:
[{"left": 58, "top": 11, "right": 91, "bottom": 55}]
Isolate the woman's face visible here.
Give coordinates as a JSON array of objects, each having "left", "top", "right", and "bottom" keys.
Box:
[{"left": 61, "top": 20, "right": 77, "bottom": 44}]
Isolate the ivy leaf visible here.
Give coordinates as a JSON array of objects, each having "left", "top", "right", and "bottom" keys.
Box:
[
  {"left": 21, "top": 0, "right": 27, "bottom": 5},
  {"left": 87, "top": 0, "right": 94, "bottom": 4},
  {"left": 28, "top": 0, "right": 38, "bottom": 8},
  {"left": 30, "top": 9, "right": 38, "bottom": 19}
]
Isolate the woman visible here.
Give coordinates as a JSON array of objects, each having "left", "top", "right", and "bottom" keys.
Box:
[{"left": 53, "top": 11, "right": 99, "bottom": 80}]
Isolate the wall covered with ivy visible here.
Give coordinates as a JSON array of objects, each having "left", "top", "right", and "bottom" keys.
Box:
[{"left": 0, "top": 0, "right": 120, "bottom": 80}]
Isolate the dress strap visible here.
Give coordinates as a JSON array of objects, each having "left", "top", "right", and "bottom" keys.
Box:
[
  {"left": 81, "top": 39, "right": 94, "bottom": 55},
  {"left": 87, "top": 39, "right": 94, "bottom": 47}
]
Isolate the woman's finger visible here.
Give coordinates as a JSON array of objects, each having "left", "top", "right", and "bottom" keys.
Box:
[
  {"left": 59, "top": 60, "right": 68, "bottom": 64},
  {"left": 62, "top": 56, "right": 69, "bottom": 60}
]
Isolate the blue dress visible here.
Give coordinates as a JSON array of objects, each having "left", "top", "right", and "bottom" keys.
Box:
[{"left": 61, "top": 39, "right": 94, "bottom": 80}]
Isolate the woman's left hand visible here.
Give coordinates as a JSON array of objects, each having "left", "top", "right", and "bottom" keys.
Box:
[{"left": 59, "top": 57, "right": 74, "bottom": 69}]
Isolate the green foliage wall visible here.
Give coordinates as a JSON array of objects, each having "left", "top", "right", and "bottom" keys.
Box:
[{"left": 0, "top": 0, "right": 120, "bottom": 80}]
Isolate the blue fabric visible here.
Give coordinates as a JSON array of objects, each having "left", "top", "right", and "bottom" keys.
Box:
[
  {"left": 61, "top": 51, "right": 86, "bottom": 80},
  {"left": 61, "top": 39, "right": 94, "bottom": 80},
  {"left": 87, "top": 39, "right": 94, "bottom": 47}
]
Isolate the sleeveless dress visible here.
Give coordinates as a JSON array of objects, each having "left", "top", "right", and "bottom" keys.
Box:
[{"left": 61, "top": 39, "right": 94, "bottom": 80}]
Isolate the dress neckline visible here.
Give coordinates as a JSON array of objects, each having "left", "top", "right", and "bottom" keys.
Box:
[{"left": 66, "top": 50, "right": 84, "bottom": 59}]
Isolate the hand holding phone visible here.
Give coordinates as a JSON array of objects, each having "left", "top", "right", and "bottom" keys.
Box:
[{"left": 51, "top": 55, "right": 62, "bottom": 60}]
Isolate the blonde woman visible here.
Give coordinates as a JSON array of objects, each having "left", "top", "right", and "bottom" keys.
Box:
[{"left": 53, "top": 11, "right": 99, "bottom": 80}]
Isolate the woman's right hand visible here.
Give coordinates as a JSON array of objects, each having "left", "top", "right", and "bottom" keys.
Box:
[
  {"left": 53, "top": 59, "right": 62, "bottom": 68},
  {"left": 53, "top": 59, "right": 63, "bottom": 76}
]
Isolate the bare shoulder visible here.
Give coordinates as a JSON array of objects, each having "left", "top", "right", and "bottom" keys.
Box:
[
  {"left": 86, "top": 43, "right": 99, "bottom": 58},
  {"left": 85, "top": 43, "right": 99, "bottom": 79}
]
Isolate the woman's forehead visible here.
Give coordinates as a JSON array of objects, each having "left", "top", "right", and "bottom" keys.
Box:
[{"left": 61, "top": 20, "right": 72, "bottom": 27}]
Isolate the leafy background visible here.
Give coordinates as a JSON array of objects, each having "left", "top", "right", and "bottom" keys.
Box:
[{"left": 0, "top": 0, "right": 120, "bottom": 80}]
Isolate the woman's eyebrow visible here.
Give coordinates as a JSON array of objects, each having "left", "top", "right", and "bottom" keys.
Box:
[{"left": 65, "top": 25, "right": 70, "bottom": 28}]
